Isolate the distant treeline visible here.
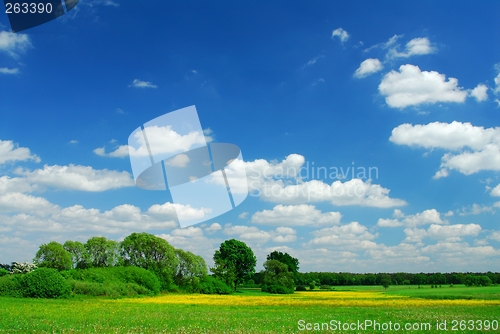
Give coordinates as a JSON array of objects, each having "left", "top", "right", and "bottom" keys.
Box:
[{"left": 252, "top": 271, "right": 500, "bottom": 287}]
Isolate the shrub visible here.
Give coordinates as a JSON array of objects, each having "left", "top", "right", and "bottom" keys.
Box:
[
  {"left": 309, "top": 282, "right": 316, "bottom": 290},
  {"left": 320, "top": 285, "right": 331, "bottom": 290},
  {"left": 262, "top": 284, "right": 294, "bottom": 294},
  {"left": 68, "top": 280, "right": 151, "bottom": 297},
  {"left": 0, "top": 268, "right": 9, "bottom": 277},
  {"left": 0, "top": 275, "right": 23, "bottom": 297},
  {"left": 19, "top": 268, "right": 71, "bottom": 298},
  {"left": 62, "top": 266, "right": 160, "bottom": 296},
  {"left": 198, "top": 276, "right": 232, "bottom": 295},
  {"left": 295, "top": 285, "right": 307, "bottom": 291},
  {"left": 11, "top": 262, "right": 37, "bottom": 274}
]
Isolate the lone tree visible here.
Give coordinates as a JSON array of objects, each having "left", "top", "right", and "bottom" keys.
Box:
[
  {"left": 266, "top": 251, "right": 299, "bottom": 281},
  {"left": 212, "top": 239, "right": 256, "bottom": 291},
  {"left": 381, "top": 278, "right": 391, "bottom": 290},
  {"left": 261, "top": 259, "right": 295, "bottom": 294},
  {"left": 34, "top": 241, "right": 72, "bottom": 271}
]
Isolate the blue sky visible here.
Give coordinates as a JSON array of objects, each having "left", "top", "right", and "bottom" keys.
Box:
[{"left": 1, "top": 0, "right": 500, "bottom": 273}]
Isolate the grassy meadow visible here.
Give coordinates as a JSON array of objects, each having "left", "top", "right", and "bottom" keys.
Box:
[{"left": 1, "top": 285, "right": 499, "bottom": 333}]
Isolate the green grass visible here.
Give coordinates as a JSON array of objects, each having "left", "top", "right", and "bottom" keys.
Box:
[{"left": 0, "top": 286, "right": 499, "bottom": 333}]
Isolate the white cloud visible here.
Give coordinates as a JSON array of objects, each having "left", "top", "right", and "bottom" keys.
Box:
[
  {"left": 0, "top": 176, "right": 34, "bottom": 194},
  {"left": 147, "top": 202, "right": 211, "bottom": 221},
  {"left": 0, "top": 31, "right": 31, "bottom": 57},
  {"left": 494, "top": 73, "right": 500, "bottom": 94},
  {"left": 205, "top": 222, "right": 222, "bottom": 233},
  {"left": 377, "top": 209, "right": 446, "bottom": 228},
  {"left": 489, "top": 231, "right": 500, "bottom": 242},
  {"left": 390, "top": 121, "right": 500, "bottom": 177},
  {"left": 238, "top": 212, "right": 249, "bottom": 219},
  {"left": 379, "top": 64, "right": 468, "bottom": 108},
  {"left": 18, "top": 164, "right": 134, "bottom": 191},
  {"left": 0, "top": 192, "right": 59, "bottom": 216},
  {"left": 0, "top": 140, "right": 40, "bottom": 165},
  {"left": 404, "top": 223, "right": 481, "bottom": 243},
  {"left": 491, "top": 184, "right": 500, "bottom": 197},
  {"left": 129, "top": 126, "right": 206, "bottom": 158},
  {"left": 171, "top": 227, "right": 204, "bottom": 237},
  {"left": 130, "top": 79, "right": 157, "bottom": 88},
  {"left": 470, "top": 84, "right": 488, "bottom": 102},
  {"left": 426, "top": 223, "right": 481, "bottom": 239},
  {"left": 387, "top": 37, "right": 435, "bottom": 59},
  {"left": 94, "top": 145, "right": 129, "bottom": 158},
  {"left": 243, "top": 154, "right": 405, "bottom": 208},
  {"left": 0, "top": 67, "right": 18, "bottom": 74},
  {"left": 364, "top": 34, "right": 402, "bottom": 53},
  {"left": 353, "top": 58, "right": 383, "bottom": 78},
  {"left": 390, "top": 121, "right": 500, "bottom": 151},
  {"left": 376, "top": 218, "right": 402, "bottom": 227},
  {"left": 251, "top": 204, "right": 341, "bottom": 226},
  {"left": 165, "top": 154, "right": 190, "bottom": 168},
  {"left": 68, "top": 140, "right": 79, "bottom": 144},
  {"left": 258, "top": 178, "right": 406, "bottom": 208},
  {"left": 223, "top": 224, "right": 272, "bottom": 244},
  {"left": 331, "top": 28, "right": 349, "bottom": 43},
  {"left": 308, "top": 222, "right": 378, "bottom": 251},
  {"left": 458, "top": 203, "right": 495, "bottom": 216}
]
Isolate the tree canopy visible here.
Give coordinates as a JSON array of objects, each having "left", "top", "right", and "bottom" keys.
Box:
[
  {"left": 34, "top": 241, "right": 73, "bottom": 271},
  {"left": 261, "top": 259, "right": 295, "bottom": 294},
  {"left": 212, "top": 239, "right": 256, "bottom": 290},
  {"left": 266, "top": 251, "right": 299, "bottom": 279}
]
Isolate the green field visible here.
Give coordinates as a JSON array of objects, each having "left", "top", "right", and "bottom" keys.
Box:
[{"left": 1, "top": 285, "right": 499, "bottom": 333}]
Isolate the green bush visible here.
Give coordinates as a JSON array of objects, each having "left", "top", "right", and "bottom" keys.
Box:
[
  {"left": 61, "top": 266, "right": 160, "bottom": 296},
  {"left": 295, "top": 285, "right": 307, "bottom": 291},
  {"left": 262, "top": 284, "right": 294, "bottom": 294},
  {"left": 198, "top": 276, "right": 233, "bottom": 294},
  {"left": 0, "top": 268, "right": 9, "bottom": 277},
  {"left": 19, "top": 268, "right": 71, "bottom": 298},
  {"left": 0, "top": 275, "right": 23, "bottom": 297},
  {"left": 68, "top": 280, "right": 151, "bottom": 297}
]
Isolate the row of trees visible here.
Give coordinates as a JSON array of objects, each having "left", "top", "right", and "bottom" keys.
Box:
[
  {"left": 1, "top": 233, "right": 207, "bottom": 291},
  {"left": 272, "top": 271, "right": 500, "bottom": 287},
  {"left": 3, "top": 235, "right": 497, "bottom": 294},
  {"left": 0, "top": 235, "right": 300, "bottom": 294}
]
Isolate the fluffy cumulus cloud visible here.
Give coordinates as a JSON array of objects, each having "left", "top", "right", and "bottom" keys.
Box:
[
  {"left": 353, "top": 58, "right": 383, "bottom": 78},
  {"left": 331, "top": 28, "right": 349, "bottom": 43},
  {"left": 17, "top": 164, "right": 135, "bottom": 191},
  {"left": 377, "top": 209, "right": 446, "bottom": 228},
  {"left": 251, "top": 204, "right": 341, "bottom": 226},
  {"left": 308, "top": 222, "right": 378, "bottom": 251},
  {"left": 379, "top": 64, "right": 468, "bottom": 108},
  {"left": 244, "top": 154, "right": 406, "bottom": 208},
  {"left": 470, "top": 84, "right": 488, "bottom": 102},
  {"left": 0, "top": 140, "right": 40, "bottom": 165},
  {"left": 390, "top": 121, "right": 500, "bottom": 178},
  {"left": 129, "top": 79, "right": 157, "bottom": 88},
  {"left": 387, "top": 37, "right": 435, "bottom": 59},
  {"left": 147, "top": 202, "right": 211, "bottom": 221},
  {"left": 0, "top": 31, "right": 31, "bottom": 57},
  {"left": 94, "top": 145, "right": 129, "bottom": 158},
  {"left": 491, "top": 184, "right": 500, "bottom": 197},
  {"left": 403, "top": 223, "right": 481, "bottom": 244},
  {"left": 0, "top": 198, "right": 180, "bottom": 241}
]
